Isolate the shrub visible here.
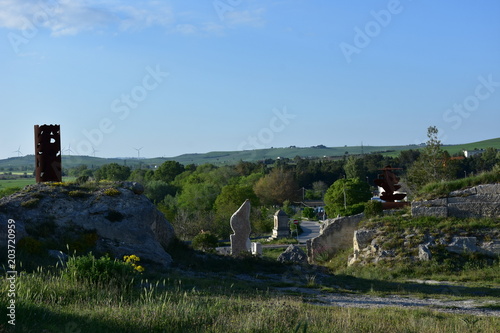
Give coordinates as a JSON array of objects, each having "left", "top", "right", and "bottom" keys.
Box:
[
  {"left": 302, "top": 207, "right": 316, "bottom": 219},
  {"left": 0, "top": 187, "right": 21, "bottom": 199},
  {"left": 63, "top": 252, "right": 138, "bottom": 286},
  {"left": 192, "top": 231, "right": 219, "bottom": 252},
  {"left": 364, "top": 200, "right": 383, "bottom": 218},
  {"left": 75, "top": 175, "right": 90, "bottom": 184}
]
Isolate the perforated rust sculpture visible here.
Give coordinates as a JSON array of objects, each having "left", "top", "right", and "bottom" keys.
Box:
[
  {"left": 374, "top": 165, "right": 406, "bottom": 202},
  {"left": 34, "top": 124, "right": 62, "bottom": 182}
]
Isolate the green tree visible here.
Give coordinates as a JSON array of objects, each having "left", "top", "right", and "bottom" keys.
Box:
[
  {"left": 344, "top": 156, "right": 366, "bottom": 179},
  {"left": 324, "top": 178, "right": 371, "bottom": 217},
  {"left": 177, "top": 182, "right": 220, "bottom": 213},
  {"left": 407, "top": 126, "right": 450, "bottom": 190},
  {"left": 213, "top": 184, "right": 260, "bottom": 238},
  {"left": 94, "top": 163, "right": 131, "bottom": 181},
  {"left": 153, "top": 161, "right": 185, "bottom": 183},
  {"left": 254, "top": 168, "right": 300, "bottom": 205},
  {"left": 481, "top": 147, "right": 499, "bottom": 171},
  {"left": 144, "top": 180, "right": 177, "bottom": 204}
]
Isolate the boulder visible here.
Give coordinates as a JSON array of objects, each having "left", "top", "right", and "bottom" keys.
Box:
[
  {"left": 353, "top": 229, "right": 376, "bottom": 252},
  {"left": 277, "top": 245, "right": 308, "bottom": 265},
  {"left": 418, "top": 244, "right": 432, "bottom": 261},
  {"left": 446, "top": 237, "right": 477, "bottom": 254},
  {"left": 0, "top": 183, "right": 175, "bottom": 268},
  {"left": 479, "top": 240, "right": 500, "bottom": 257}
]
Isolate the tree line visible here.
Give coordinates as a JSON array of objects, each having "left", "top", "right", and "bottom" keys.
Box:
[{"left": 67, "top": 127, "right": 500, "bottom": 240}]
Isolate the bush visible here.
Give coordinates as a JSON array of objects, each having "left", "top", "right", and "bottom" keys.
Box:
[
  {"left": 0, "top": 187, "right": 21, "bottom": 199},
  {"left": 302, "top": 207, "right": 316, "bottom": 219},
  {"left": 364, "top": 200, "right": 383, "bottom": 218},
  {"left": 75, "top": 175, "right": 90, "bottom": 184},
  {"left": 63, "top": 253, "right": 139, "bottom": 286},
  {"left": 192, "top": 231, "right": 219, "bottom": 252}
]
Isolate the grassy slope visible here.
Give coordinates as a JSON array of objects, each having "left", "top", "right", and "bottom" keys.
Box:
[{"left": 1, "top": 137, "right": 499, "bottom": 169}]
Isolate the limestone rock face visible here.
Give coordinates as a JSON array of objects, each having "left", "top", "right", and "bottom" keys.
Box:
[
  {"left": 277, "top": 245, "right": 308, "bottom": 264},
  {"left": 307, "top": 214, "right": 364, "bottom": 264},
  {"left": 412, "top": 184, "right": 500, "bottom": 218},
  {"left": 0, "top": 182, "right": 175, "bottom": 268}
]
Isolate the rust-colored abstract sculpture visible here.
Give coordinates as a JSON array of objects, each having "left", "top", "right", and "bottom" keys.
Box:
[
  {"left": 374, "top": 165, "right": 406, "bottom": 202},
  {"left": 34, "top": 124, "right": 62, "bottom": 182}
]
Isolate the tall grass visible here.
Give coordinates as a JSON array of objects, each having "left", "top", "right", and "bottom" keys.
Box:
[
  {"left": 416, "top": 169, "right": 500, "bottom": 200},
  {"left": 1, "top": 270, "right": 499, "bottom": 333}
]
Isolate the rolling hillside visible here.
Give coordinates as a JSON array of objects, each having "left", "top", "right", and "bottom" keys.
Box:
[{"left": 0, "top": 138, "right": 499, "bottom": 171}]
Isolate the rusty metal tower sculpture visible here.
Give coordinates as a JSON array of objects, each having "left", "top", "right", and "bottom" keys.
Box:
[
  {"left": 374, "top": 166, "right": 407, "bottom": 202},
  {"left": 34, "top": 124, "right": 62, "bottom": 182}
]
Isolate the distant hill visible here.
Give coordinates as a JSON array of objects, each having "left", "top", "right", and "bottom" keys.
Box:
[{"left": 1, "top": 138, "right": 499, "bottom": 171}]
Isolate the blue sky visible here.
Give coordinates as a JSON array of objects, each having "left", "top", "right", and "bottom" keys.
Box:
[{"left": 1, "top": 0, "right": 499, "bottom": 159}]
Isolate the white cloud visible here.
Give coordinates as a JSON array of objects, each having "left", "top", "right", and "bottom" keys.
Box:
[
  {"left": 225, "top": 8, "right": 266, "bottom": 28},
  {"left": 0, "top": 0, "right": 174, "bottom": 36},
  {"left": 0, "top": 0, "right": 266, "bottom": 36},
  {"left": 175, "top": 23, "right": 197, "bottom": 35}
]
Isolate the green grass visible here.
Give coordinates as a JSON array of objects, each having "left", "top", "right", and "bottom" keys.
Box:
[
  {"left": 2, "top": 266, "right": 499, "bottom": 333},
  {"left": 415, "top": 169, "right": 500, "bottom": 200},
  {"left": 0, "top": 176, "right": 76, "bottom": 191},
  {"left": 2, "top": 137, "right": 498, "bottom": 168}
]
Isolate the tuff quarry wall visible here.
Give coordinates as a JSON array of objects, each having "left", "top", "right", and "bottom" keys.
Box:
[
  {"left": 306, "top": 214, "right": 364, "bottom": 264},
  {"left": 412, "top": 184, "right": 500, "bottom": 218}
]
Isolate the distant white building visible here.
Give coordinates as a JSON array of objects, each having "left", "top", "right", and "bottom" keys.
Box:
[
  {"left": 463, "top": 149, "right": 484, "bottom": 158},
  {"left": 463, "top": 149, "right": 500, "bottom": 158}
]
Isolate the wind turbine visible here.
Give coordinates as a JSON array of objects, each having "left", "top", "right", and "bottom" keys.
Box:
[
  {"left": 13, "top": 146, "right": 22, "bottom": 157},
  {"left": 64, "top": 145, "right": 74, "bottom": 156},
  {"left": 133, "top": 147, "right": 143, "bottom": 159},
  {"left": 91, "top": 146, "right": 99, "bottom": 157}
]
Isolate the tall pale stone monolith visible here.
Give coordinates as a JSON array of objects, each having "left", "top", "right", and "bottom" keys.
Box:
[{"left": 230, "top": 199, "right": 251, "bottom": 255}]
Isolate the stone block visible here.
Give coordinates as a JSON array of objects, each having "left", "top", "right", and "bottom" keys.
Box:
[
  {"left": 411, "top": 206, "right": 448, "bottom": 217},
  {"left": 476, "top": 184, "right": 500, "bottom": 195},
  {"left": 449, "top": 187, "right": 477, "bottom": 197},
  {"left": 446, "top": 237, "right": 477, "bottom": 254},
  {"left": 251, "top": 242, "right": 262, "bottom": 256},
  {"left": 448, "top": 202, "right": 500, "bottom": 218},
  {"left": 448, "top": 195, "right": 500, "bottom": 203},
  {"left": 479, "top": 240, "right": 500, "bottom": 257}
]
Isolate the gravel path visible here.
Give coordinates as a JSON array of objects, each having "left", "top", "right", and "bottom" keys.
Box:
[{"left": 276, "top": 286, "right": 500, "bottom": 317}]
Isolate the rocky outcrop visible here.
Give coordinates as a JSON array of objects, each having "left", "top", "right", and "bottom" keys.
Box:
[
  {"left": 277, "top": 245, "right": 308, "bottom": 264},
  {"left": 348, "top": 227, "right": 500, "bottom": 266},
  {"left": 307, "top": 214, "right": 364, "bottom": 264},
  {"left": 0, "top": 182, "right": 175, "bottom": 268},
  {"left": 412, "top": 184, "right": 500, "bottom": 218}
]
